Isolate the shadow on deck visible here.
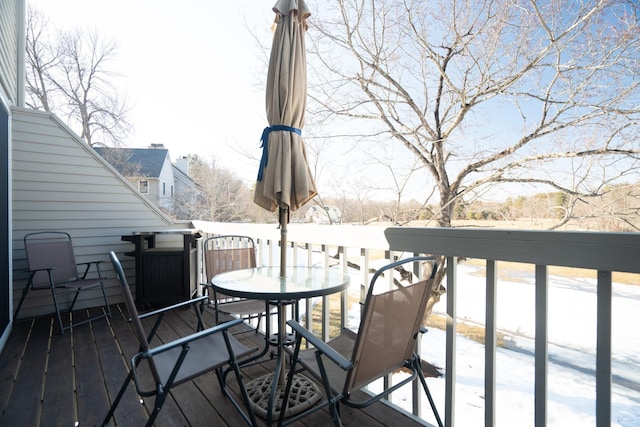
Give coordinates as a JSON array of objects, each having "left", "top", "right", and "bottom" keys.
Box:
[{"left": 0, "top": 304, "right": 430, "bottom": 426}]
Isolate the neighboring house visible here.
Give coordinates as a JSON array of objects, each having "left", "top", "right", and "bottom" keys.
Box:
[
  {"left": 94, "top": 145, "right": 204, "bottom": 219},
  {"left": 172, "top": 156, "right": 206, "bottom": 219},
  {"left": 0, "top": 0, "right": 193, "bottom": 355}
]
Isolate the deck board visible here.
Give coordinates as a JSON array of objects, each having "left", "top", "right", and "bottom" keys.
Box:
[
  {"left": 41, "top": 320, "right": 74, "bottom": 424},
  {"left": 2, "top": 316, "right": 50, "bottom": 426},
  {"left": 0, "top": 303, "right": 430, "bottom": 427},
  {"left": 74, "top": 309, "right": 111, "bottom": 426}
]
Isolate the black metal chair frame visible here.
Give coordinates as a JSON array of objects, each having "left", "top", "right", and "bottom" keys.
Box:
[
  {"left": 14, "top": 231, "right": 111, "bottom": 334},
  {"left": 201, "top": 235, "right": 274, "bottom": 328},
  {"left": 279, "top": 256, "right": 444, "bottom": 427},
  {"left": 103, "top": 251, "right": 258, "bottom": 427}
]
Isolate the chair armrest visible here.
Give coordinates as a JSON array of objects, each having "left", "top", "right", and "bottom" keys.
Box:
[
  {"left": 138, "top": 295, "right": 208, "bottom": 320},
  {"left": 25, "top": 267, "right": 56, "bottom": 289},
  {"left": 25, "top": 266, "right": 55, "bottom": 274},
  {"left": 287, "top": 320, "right": 353, "bottom": 370},
  {"left": 147, "top": 318, "right": 244, "bottom": 357},
  {"left": 77, "top": 260, "right": 104, "bottom": 279},
  {"left": 129, "top": 318, "right": 245, "bottom": 394}
]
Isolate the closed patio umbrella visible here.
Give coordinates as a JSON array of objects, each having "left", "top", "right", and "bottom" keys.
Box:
[{"left": 254, "top": 0, "right": 317, "bottom": 278}]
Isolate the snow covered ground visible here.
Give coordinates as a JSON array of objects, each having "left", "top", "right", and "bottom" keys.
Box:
[{"left": 366, "top": 262, "right": 640, "bottom": 427}]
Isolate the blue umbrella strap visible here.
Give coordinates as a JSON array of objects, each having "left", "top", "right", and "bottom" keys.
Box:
[{"left": 257, "top": 125, "right": 302, "bottom": 181}]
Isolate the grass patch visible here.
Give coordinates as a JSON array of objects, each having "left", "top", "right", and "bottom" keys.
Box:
[
  {"left": 464, "top": 258, "right": 639, "bottom": 285},
  {"left": 304, "top": 292, "right": 507, "bottom": 350},
  {"left": 425, "top": 314, "right": 506, "bottom": 347}
]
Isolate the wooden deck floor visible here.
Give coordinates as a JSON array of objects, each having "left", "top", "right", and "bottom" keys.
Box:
[{"left": 0, "top": 304, "right": 430, "bottom": 427}]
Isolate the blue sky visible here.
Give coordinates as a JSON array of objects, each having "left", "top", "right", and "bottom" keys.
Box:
[{"left": 28, "top": 0, "right": 274, "bottom": 185}]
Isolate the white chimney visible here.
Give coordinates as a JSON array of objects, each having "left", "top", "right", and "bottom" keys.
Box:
[{"left": 175, "top": 156, "right": 189, "bottom": 176}]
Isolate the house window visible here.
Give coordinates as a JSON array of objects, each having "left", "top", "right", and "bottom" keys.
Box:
[
  {"left": 163, "top": 182, "right": 166, "bottom": 195},
  {"left": 139, "top": 180, "right": 149, "bottom": 193}
]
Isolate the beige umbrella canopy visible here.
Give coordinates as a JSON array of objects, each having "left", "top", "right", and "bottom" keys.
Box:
[{"left": 254, "top": 0, "right": 317, "bottom": 276}]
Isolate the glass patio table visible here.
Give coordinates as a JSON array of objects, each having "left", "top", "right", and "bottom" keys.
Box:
[{"left": 211, "top": 266, "right": 350, "bottom": 425}]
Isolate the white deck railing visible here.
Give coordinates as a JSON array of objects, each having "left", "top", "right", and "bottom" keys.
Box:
[{"left": 193, "top": 221, "right": 640, "bottom": 427}]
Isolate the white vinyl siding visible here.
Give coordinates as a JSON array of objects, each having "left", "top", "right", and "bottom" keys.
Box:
[
  {"left": 11, "top": 107, "right": 190, "bottom": 317},
  {"left": 0, "top": 0, "right": 17, "bottom": 105},
  {"left": 157, "top": 155, "right": 175, "bottom": 211}
]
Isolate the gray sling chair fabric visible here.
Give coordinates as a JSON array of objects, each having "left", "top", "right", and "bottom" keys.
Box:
[
  {"left": 15, "top": 231, "right": 111, "bottom": 334},
  {"left": 103, "top": 251, "right": 259, "bottom": 427},
  {"left": 202, "top": 235, "right": 277, "bottom": 336},
  {"left": 279, "top": 256, "right": 444, "bottom": 427},
  {"left": 202, "top": 236, "right": 271, "bottom": 326}
]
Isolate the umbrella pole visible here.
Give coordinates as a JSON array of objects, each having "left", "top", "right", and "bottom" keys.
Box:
[
  {"left": 278, "top": 206, "right": 288, "bottom": 389},
  {"left": 279, "top": 206, "right": 288, "bottom": 278}
]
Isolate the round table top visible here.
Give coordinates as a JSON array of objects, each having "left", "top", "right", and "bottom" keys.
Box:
[{"left": 211, "top": 266, "right": 350, "bottom": 301}]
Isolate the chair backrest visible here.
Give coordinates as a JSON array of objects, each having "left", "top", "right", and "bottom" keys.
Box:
[
  {"left": 109, "top": 251, "right": 162, "bottom": 383},
  {"left": 344, "top": 256, "right": 438, "bottom": 392},
  {"left": 24, "top": 232, "right": 79, "bottom": 286},
  {"left": 203, "top": 235, "right": 257, "bottom": 281}
]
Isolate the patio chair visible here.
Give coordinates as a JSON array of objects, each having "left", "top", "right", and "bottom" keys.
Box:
[
  {"left": 14, "top": 231, "right": 112, "bottom": 334},
  {"left": 103, "top": 251, "right": 258, "bottom": 427},
  {"left": 279, "top": 256, "right": 444, "bottom": 427},
  {"left": 201, "top": 235, "right": 274, "bottom": 332}
]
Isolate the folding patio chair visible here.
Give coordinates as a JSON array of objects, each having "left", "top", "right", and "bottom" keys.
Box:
[
  {"left": 201, "top": 235, "right": 274, "bottom": 332},
  {"left": 279, "top": 256, "right": 444, "bottom": 427},
  {"left": 103, "top": 251, "right": 258, "bottom": 427},
  {"left": 14, "top": 231, "right": 111, "bottom": 334}
]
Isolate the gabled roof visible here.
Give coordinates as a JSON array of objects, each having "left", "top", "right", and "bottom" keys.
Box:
[
  {"left": 94, "top": 147, "right": 169, "bottom": 178},
  {"left": 172, "top": 164, "right": 201, "bottom": 188}
]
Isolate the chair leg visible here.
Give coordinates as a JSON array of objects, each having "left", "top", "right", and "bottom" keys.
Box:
[
  {"left": 102, "top": 371, "right": 134, "bottom": 426},
  {"left": 50, "top": 288, "right": 67, "bottom": 335},
  {"left": 101, "top": 283, "right": 113, "bottom": 318},
  {"left": 68, "top": 286, "right": 82, "bottom": 312},
  {"left": 146, "top": 390, "right": 167, "bottom": 427},
  {"left": 328, "top": 402, "right": 343, "bottom": 427},
  {"left": 227, "top": 358, "right": 258, "bottom": 427},
  {"left": 414, "top": 357, "right": 444, "bottom": 427},
  {"left": 13, "top": 283, "right": 30, "bottom": 320},
  {"left": 96, "top": 264, "right": 112, "bottom": 319}
]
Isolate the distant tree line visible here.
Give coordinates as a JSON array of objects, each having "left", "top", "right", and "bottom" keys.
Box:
[{"left": 183, "top": 153, "right": 639, "bottom": 231}]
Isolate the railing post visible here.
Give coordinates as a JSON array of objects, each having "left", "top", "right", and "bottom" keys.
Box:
[
  {"left": 340, "top": 246, "right": 348, "bottom": 332},
  {"left": 322, "top": 244, "right": 330, "bottom": 341},
  {"left": 485, "top": 260, "right": 497, "bottom": 426},
  {"left": 596, "top": 270, "right": 612, "bottom": 427},
  {"left": 413, "top": 254, "right": 424, "bottom": 417},
  {"left": 360, "top": 248, "right": 370, "bottom": 318},
  {"left": 445, "top": 256, "right": 457, "bottom": 427},
  {"left": 534, "top": 265, "right": 548, "bottom": 427}
]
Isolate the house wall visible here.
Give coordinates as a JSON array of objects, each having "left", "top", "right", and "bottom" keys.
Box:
[
  {"left": 0, "top": 0, "right": 18, "bottom": 105},
  {"left": 0, "top": 0, "right": 18, "bottom": 356},
  {"left": 157, "top": 155, "right": 175, "bottom": 211},
  {"left": 11, "top": 107, "right": 189, "bottom": 318}
]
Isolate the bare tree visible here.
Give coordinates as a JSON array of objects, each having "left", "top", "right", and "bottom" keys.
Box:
[
  {"left": 188, "top": 155, "right": 256, "bottom": 223},
  {"left": 306, "top": 0, "right": 640, "bottom": 230},
  {"left": 25, "top": 7, "right": 131, "bottom": 146}
]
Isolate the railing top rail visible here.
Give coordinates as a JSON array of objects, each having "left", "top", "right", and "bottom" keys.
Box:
[
  {"left": 385, "top": 227, "right": 640, "bottom": 273},
  {"left": 193, "top": 221, "right": 391, "bottom": 250}
]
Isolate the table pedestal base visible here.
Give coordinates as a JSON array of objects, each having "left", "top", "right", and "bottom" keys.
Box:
[{"left": 245, "top": 373, "right": 321, "bottom": 420}]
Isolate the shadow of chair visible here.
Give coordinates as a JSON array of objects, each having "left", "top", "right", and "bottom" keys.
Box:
[
  {"left": 201, "top": 235, "right": 275, "bottom": 333},
  {"left": 103, "top": 251, "right": 258, "bottom": 427},
  {"left": 278, "top": 256, "right": 444, "bottom": 427},
  {"left": 14, "top": 231, "right": 111, "bottom": 334}
]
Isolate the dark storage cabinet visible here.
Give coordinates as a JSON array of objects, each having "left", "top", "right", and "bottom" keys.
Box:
[{"left": 122, "top": 229, "right": 201, "bottom": 307}]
